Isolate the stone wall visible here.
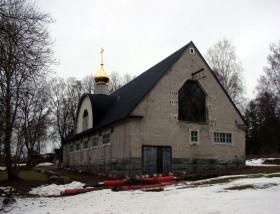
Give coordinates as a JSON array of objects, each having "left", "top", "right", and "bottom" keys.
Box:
[{"left": 64, "top": 156, "right": 245, "bottom": 177}]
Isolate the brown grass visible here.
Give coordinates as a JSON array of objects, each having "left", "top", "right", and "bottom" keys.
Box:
[{"left": 0, "top": 170, "right": 48, "bottom": 182}]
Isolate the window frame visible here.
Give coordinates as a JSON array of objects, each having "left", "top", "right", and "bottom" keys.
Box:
[
  {"left": 75, "top": 143, "right": 80, "bottom": 151},
  {"left": 189, "top": 129, "right": 200, "bottom": 145},
  {"left": 178, "top": 80, "right": 207, "bottom": 123},
  {"left": 69, "top": 144, "right": 74, "bottom": 153},
  {"left": 190, "top": 48, "right": 195, "bottom": 54},
  {"left": 213, "top": 131, "right": 233, "bottom": 145},
  {"left": 83, "top": 140, "right": 89, "bottom": 150},
  {"left": 82, "top": 110, "right": 89, "bottom": 131},
  {"left": 102, "top": 132, "right": 111, "bottom": 146},
  {"left": 91, "top": 136, "right": 99, "bottom": 148}
]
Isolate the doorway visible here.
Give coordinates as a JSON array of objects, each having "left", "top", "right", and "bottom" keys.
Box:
[{"left": 142, "top": 146, "right": 171, "bottom": 175}]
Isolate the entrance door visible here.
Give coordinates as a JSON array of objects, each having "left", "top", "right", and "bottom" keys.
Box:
[{"left": 143, "top": 146, "right": 171, "bottom": 175}]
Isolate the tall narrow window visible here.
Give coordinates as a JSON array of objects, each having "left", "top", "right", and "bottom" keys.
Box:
[
  {"left": 190, "top": 130, "right": 198, "bottom": 143},
  {"left": 83, "top": 110, "right": 89, "bottom": 131},
  {"left": 103, "top": 133, "right": 111, "bottom": 145},
  {"left": 83, "top": 140, "right": 89, "bottom": 149},
  {"left": 178, "top": 80, "right": 206, "bottom": 122},
  {"left": 75, "top": 143, "right": 80, "bottom": 151},
  {"left": 189, "top": 129, "right": 200, "bottom": 144}
]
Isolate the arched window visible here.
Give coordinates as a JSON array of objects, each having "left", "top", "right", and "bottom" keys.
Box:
[
  {"left": 178, "top": 80, "right": 207, "bottom": 122},
  {"left": 83, "top": 110, "right": 89, "bottom": 130}
]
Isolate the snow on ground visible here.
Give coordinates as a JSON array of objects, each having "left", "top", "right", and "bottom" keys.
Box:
[
  {"left": 246, "top": 158, "right": 280, "bottom": 166},
  {"left": 4, "top": 173, "right": 280, "bottom": 214},
  {"left": 35, "top": 162, "right": 54, "bottom": 167},
  {"left": 0, "top": 166, "right": 6, "bottom": 171},
  {"left": 29, "top": 181, "right": 85, "bottom": 196}
]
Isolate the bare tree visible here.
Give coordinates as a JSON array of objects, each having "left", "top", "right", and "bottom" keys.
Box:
[
  {"left": 258, "top": 40, "right": 280, "bottom": 101},
  {"left": 47, "top": 77, "right": 82, "bottom": 148},
  {"left": 0, "top": 0, "right": 54, "bottom": 179},
  {"left": 20, "top": 81, "right": 50, "bottom": 166},
  {"left": 81, "top": 75, "right": 95, "bottom": 94},
  {"left": 205, "top": 38, "right": 246, "bottom": 111},
  {"left": 108, "top": 71, "right": 135, "bottom": 93}
]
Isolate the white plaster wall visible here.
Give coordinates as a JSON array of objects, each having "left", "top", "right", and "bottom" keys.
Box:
[{"left": 77, "top": 96, "right": 93, "bottom": 133}]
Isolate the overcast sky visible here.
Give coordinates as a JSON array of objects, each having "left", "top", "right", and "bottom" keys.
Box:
[{"left": 36, "top": 0, "right": 280, "bottom": 99}]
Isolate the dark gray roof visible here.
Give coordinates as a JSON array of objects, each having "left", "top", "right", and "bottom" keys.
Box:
[
  {"left": 65, "top": 41, "right": 246, "bottom": 142},
  {"left": 65, "top": 42, "right": 191, "bottom": 142},
  {"left": 94, "top": 42, "right": 192, "bottom": 130}
]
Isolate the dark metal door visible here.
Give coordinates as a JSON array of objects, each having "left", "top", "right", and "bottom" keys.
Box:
[
  {"left": 143, "top": 146, "right": 157, "bottom": 175},
  {"left": 162, "top": 147, "right": 171, "bottom": 174},
  {"left": 143, "top": 146, "right": 171, "bottom": 175}
]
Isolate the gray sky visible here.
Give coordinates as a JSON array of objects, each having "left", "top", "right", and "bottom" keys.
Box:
[{"left": 37, "top": 0, "right": 280, "bottom": 99}]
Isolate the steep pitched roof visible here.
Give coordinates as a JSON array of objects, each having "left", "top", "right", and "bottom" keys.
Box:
[
  {"left": 65, "top": 42, "right": 191, "bottom": 142},
  {"left": 65, "top": 41, "right": 246, "bottom": 142},
  {"left": 94, "top": 42, "right": 192, "bottom": 130}
]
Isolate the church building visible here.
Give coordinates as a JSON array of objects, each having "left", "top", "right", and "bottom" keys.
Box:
[{"left": 63, "top": 41, "right": 246, "bottom": 176}]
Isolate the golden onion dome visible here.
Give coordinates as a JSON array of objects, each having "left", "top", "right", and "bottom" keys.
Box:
[
  {"left": 94, "top": 64, "right": 109, "bottom": 84},
  {"left": 94, "top": 48, "right": 109, "bottom": 84}
]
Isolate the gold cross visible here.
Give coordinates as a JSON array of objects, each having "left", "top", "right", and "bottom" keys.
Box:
[{"left": 100, "top": 48, "right": 104, "bottom": 65}]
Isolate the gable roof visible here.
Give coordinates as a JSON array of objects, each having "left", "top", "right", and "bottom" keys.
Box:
[
  {"left": 94, "top": 42, "right": 192, "bottom": 130},
  {"left": 65, "top": 41, "right": 246, "bottom": 142},
  {"left": 77, "top": 94, "right": 118, "bottom": 128}
]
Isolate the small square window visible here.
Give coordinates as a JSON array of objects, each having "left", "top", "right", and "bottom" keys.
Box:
[
  {"left": 190, "top": 130, "right": 199, "bottom": 144},
  {"left": 92, "top": 136, "right": 99, "bottom": 147},
  {"left": 190, "top": 48, "right": 195, "bottom": 54},
  {"left": 103, "top": 133, "right": 111, "bottom": 145}
]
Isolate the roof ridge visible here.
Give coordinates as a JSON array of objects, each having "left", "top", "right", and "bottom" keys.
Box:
[{"left": 93, "top": 42, "right": 192, "bottom": 130}]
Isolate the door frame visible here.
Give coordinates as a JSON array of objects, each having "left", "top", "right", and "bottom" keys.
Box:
[{"left": 142, "top": 145, "right": 172, "bottom": 175}]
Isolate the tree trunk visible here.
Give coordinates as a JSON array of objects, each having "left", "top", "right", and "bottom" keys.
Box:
[
  {"left": 26, "top": 149, "right": 33, "bottom": 167},
  {"left": 4, "top": 78, "right": 18, "bottom": 180},
  {"left": 4, "top": 134, "right": 17, "bottom": 180}
]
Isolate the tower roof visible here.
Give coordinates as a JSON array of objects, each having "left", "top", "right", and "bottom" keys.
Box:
[
  {"left": 94, "top": 48, "right": 109, "bottom": 84},
  {"left": 94, "top": 65, "right": 109, "bottom": 84}
]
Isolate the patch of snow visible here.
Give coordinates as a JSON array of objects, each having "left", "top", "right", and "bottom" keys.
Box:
[
  {"left": 29, "top": 181, "right": 85, "bottom": 196},
  {"left": 0, "top": 166, "right": 6, "bottom": 170},
  {"left": 7, "top": 174, "right": 280, "bottom": 214},
  {"left": 0, "top": 186, "right": 14, "bottom": 196},
  {"left": 246, "top": 158, "right": 279, "bottom": 166},
  {"left": 35, "top": 162, "right": 53, "bottom": 167}
]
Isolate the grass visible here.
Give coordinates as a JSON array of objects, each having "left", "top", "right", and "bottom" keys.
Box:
[
  {"left": 265, "top": 173, "right": 280, "bottom": 178},
  {"left": 0, "top": 170, "right": 48, "bottom": 182},
  {"left": 225, "top": 183, "right": 278, "bottom": 191},
  {"left": 51, "top": 168, "right": 110, "bottom": 184},
  {"left": 225, "top": 184, "right": 255, "bottom": 190}
]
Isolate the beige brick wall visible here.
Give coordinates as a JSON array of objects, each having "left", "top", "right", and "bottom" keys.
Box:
[
  {"left": 64, "top": 120, "right": 136, "bottom": 167},
  {"left": 63, "top": 44, "right": 246, "bottom": 173},
  {"left": 131, "top": 44, "right": 245, "bottom": 161}
]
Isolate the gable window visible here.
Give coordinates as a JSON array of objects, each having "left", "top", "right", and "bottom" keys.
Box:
[
  {"left": 214, "top": 132, "right": 232, "bottom": 144},
  {"left": 190, "top": 48, "right": 195, "bottom": 54},
  {"left": 190, "top": 130, "right": 199, "bottom": 144},
  {"left": 103, "top": 133, "right": 111, "bottom": 145},
  {"left": 83, "top": 110, "right": 89, "bottom": 131},
  {"left": 92, "top": 136, "right": 99, "bottom": 147},
  {"left": 178, "top": 80, "right": 207, "bottom": 122},
  {"left": 83, "top": 140, "right": 89, "bottom": 149}
]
